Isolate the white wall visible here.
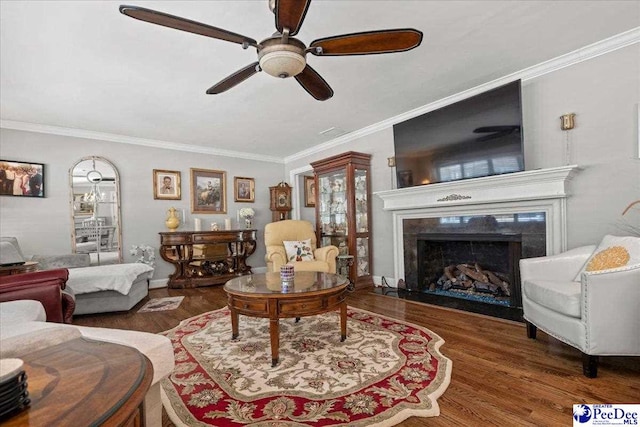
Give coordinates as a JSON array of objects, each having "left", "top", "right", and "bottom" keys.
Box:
[
  {"left": 522, "top": 45, "right": 639, "bottom": 246},
  {"left": 285, "top": 44, "right": 640, "bottom": 282},
  {"left": 0, "top": 130, "right": 284, "bottom": 280}
]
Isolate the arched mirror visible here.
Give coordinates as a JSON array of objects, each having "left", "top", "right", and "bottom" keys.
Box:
[{"left": 70, "top": 156, "right": 123, "bottom": 265}]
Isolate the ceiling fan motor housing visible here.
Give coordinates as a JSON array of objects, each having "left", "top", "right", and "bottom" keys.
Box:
[{"left": 258, "top": 37, "right": 306, "bottom": 78}]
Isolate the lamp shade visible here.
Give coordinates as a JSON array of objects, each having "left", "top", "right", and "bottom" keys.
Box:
[
  {"left": 259, "top": 50, "right": 306, "bottom": 78},
  {"left": 258, "top": 37, "right": 307, "bottom": 79}
]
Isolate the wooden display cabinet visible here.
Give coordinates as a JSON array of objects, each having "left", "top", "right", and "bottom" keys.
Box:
[{"left": 310, "top": 152, "right": 372, "bottom": 288}]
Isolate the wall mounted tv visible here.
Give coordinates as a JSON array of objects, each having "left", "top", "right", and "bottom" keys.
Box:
[{"left": 393, "top": 80, "right": 524, "bottom": 188}]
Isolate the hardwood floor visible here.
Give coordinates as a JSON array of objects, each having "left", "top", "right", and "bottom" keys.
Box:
[{"left": 74, "top": 286, "right": 640, "bottom": 426}]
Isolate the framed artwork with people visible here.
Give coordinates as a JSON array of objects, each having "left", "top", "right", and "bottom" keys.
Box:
[
  {"left": 191, "top": 168, "right": 226, "bottom": 214},
  {"left": 304, "top": 175, "right": 316, "bottom": 207},
  {"left": 0, "top": 159, "right": 45, "bottom": 198},
  {"left": 153, "top": 169, "right": 181, "bottom": 200},
  {"left": 234, "top": 177, "right": 255, "bottom": 203}
]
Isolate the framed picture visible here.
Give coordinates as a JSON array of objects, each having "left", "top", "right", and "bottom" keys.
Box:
[
  {"left": 191, "top": 168, "right": 226, "bottom": 214},
  {"left": 153, "top": 169, "right": 181, "bottom": 200},
  {"left": 0, "top": 159, "right": 45, "bottom": 197},
  {"left": 397, "top": 170, "right": 414, "bottom": 188},
  {"left": 304, "top": 175, "right": 316, "bottom": 207},
  {"left": 234, "top": 176, "right": 255, "bottom": 203}
]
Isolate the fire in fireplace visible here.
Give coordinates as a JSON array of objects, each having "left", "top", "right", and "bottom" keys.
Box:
[{"left": 417, "top": 233, "right": 523, "bottom": 308}]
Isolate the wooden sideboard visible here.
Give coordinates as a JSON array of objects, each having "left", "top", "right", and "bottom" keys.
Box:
[{"left": 159, "top": 229, "right": 257, "bottom": 288}]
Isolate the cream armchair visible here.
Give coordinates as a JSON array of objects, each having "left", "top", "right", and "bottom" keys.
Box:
[
  {"left": 265, "top": 220, "right": 338, "bottom": 273},
  {"left": 520, "top": 245, "right": 640, "bottom": 378}
]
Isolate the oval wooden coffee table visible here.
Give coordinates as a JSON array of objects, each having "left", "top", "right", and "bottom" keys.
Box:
[{"left": 224, "top": 271, "right": 349, "bottom": 366}]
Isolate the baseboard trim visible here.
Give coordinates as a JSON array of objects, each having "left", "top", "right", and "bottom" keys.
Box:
[
  {"left": 149, "top": 278, "right": 168, "bottom": 289},
  {"left": 148, "top": 267, "right": 320, "bottom": 289}
]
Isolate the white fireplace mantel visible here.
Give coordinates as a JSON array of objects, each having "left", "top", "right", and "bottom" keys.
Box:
[{"left": 374, "top": 165, "right": 579, "bottom": 286}]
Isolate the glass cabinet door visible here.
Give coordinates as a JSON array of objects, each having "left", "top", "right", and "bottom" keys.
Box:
[
  {"left": 354, "top": 169, "right": 368, "bottom": 233},
  {"left": 356, "top": 237, "right": 369, "bottom": 277},
  {"left": 318, "top": 171, "right": 349, "bottom": 254},
  {"left": 354, "top": 168, "right": 369, "bottom": 277}
]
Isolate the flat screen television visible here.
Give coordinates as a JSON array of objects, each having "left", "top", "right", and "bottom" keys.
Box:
[{"left": 393, "top": 80, "right": 524, "bottom": 188}]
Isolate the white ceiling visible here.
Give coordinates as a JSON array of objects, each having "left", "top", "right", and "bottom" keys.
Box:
[{"left": 1, "top": 1, "right": 639, "bottom": 161}]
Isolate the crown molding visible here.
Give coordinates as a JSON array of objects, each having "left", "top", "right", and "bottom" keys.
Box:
[
  {"left": 283, "top": 27, "right": 640, "bottom": 164},
  {"left": 0, "top": 120, "right": 284, "bottom": 164}
]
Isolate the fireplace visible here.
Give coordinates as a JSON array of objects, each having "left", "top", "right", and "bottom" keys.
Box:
[
  {"left": 399, "top": 213, "right": 544, "bottom": 319},
  {"left": 374, "top": 165, "right": 578, "bottom": 321},
  {"left": 416, "top": 233, "right": 522, "bottom": 308}
]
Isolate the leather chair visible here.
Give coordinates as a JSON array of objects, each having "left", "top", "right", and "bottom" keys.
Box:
[
  {"left": 0, "top": 269, "right": 75, "bottom": 323},
  {"left": 265, "top": 220, "right": 339, "bottom": 274},
  {"left": 520, "top": 245, "right": 640, "bottom": 377}
]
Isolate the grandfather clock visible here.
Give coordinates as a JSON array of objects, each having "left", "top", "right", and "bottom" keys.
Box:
[{"left": 269, "top": 182, "right": 292, "bottom": 222}]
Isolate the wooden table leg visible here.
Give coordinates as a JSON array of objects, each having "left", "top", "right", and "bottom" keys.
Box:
[
  {"left": 230, "top": 307, "right": 239, "bottom": 340},
  {"left": 340, "top": 302, "right": 347, "bottom": 342},
  {"left": 269, "top": 317, "right": 279, "bottom": 367}
]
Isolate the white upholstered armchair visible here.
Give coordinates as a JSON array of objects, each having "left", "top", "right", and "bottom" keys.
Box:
[
  {"left": 520, "top": 242, "right": 640, "bottom": 377},
  {"left": 264, "top": 220, "right": 338, "bottom": 274}
]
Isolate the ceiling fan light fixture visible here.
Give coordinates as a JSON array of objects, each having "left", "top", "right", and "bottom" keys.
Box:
[
  {"left": 259, "top": 50, "right": 306, "bottom": 78},
  {"left": 258, "top": 37, "right": 306, "bottom": 78}
]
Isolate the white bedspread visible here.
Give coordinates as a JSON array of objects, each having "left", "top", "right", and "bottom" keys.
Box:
[{"left": 66, "top": 263, "right": 154, "bottom": 295}]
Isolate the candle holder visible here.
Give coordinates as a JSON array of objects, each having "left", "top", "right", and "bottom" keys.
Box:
[{"left": 280, "top": 265, "right": 295, "bottom": 282}]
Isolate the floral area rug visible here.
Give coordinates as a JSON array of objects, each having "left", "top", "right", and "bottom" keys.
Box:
[
  {"left": 138, "top": 296, "right": 184, "bottom": 313},
  {"left": 160, "top": 307, "right": 452, "bottom": 426}
]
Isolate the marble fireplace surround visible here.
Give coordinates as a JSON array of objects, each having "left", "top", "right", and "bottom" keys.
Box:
[{"left": 375, "top": 165, "right": 579, "bottom": 287}]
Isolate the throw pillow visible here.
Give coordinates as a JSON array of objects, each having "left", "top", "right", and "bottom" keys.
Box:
[
  {"left": 283, "top": 239, "right": 315, "bottom": 263},
  {"left": 573, "top": 235, "right": 640, "bottom": 281}
]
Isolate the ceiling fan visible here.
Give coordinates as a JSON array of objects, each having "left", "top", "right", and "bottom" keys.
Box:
[
  {"left": 119, "top": 0, "right": 423, "bottom": 101},
  {"left": 473, "top": 126, "right": 521, "bottom": 142}
]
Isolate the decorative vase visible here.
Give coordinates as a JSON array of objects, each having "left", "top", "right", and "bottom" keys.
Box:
[
  {"left": 165, "top": 207, "right": 180, "bottom": 231},
  {"left": 244, "top": 218, "right": 252, "bottom": 229}
]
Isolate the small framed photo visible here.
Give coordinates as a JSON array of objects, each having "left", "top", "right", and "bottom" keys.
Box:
[
  {"left": 191, "top": 168, "right": 226, "bottom": 214},
  {"left": 304, "top": 175, "right": 316, "bottom": 207},
  {"left": 397, "top": 170, "right": 414, "bottom": 188},
  {"left": 153, "top": 169, "right": 181, "bottom": 200},
  {"left": 234, "top": 177, "right": 255, "bottom": 203},
  {"left": 0, "top": 159, "right": 45, "bottom": 197}
]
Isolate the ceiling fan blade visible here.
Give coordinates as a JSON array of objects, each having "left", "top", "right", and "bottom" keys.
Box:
[
  {"left": 206, "top": 62, "right": 260, "bottom": 95},
  {"left": 294, "top": 65, "right": 333, "bottom": 101},
  {"left": 275, "top": 0, "right": 311, "bottom": 37},
  {"left": 310, "top": 29, "right": 423, "bottom": 56},
  {"left": 473, "top": 126, "right": 520, "bottom": 133},
  {"left": 119, "top": 5, "right": 257, "bottom": 47}
]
